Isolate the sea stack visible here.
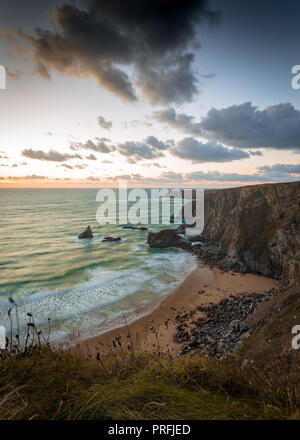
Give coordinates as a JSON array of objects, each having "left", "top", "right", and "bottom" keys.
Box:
[
  {"left": 147, "top": 229, "right": 178, "bottom": 248},
  {"left": 102, "top": 236, "right": 121, "bottom": 242},
  {"left": 78, "top": 225, "right": 93, "bottom": 239}
]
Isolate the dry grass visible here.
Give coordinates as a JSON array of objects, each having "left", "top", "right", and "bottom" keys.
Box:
[
  {"left": 0, "top": 286, "right": 299, "bottom": 420},
  {"left": 0, "top": 346, "right": 299, "bottom": 420}
]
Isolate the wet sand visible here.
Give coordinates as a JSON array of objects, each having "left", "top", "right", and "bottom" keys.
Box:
[{"left": 74, "top": 265, "right": 277, "bottom": 358}]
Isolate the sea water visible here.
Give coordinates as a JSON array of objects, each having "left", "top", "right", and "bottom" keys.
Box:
[{"left": 0, "top": 189, "right": 197, "bottom": 344}]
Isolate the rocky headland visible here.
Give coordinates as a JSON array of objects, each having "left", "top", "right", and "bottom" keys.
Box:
[
  {"left": 148, "top": 181, "right": 300, "bottom": 285},
  {"left": 146, "top": 181, "right": 300, "bottom": 359}
]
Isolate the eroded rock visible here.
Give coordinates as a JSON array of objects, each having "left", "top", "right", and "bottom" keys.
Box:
[{"left": 78, "top": 225, "right": 93, "bottom": 239}]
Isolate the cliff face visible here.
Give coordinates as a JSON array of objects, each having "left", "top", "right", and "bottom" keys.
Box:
[{"left": 200, "top": 181, "right": 300, "bottom": 283}]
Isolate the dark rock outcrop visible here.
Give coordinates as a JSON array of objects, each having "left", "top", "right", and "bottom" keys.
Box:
[
  {"left": 147, "top": 229, "right": 178, "bottom": 248},
  {"left": 147, "top": 225, "right": 200, "bottom": 249},
  {"left": 122, "top": 226, "right": 148, "bottom": 231},
  {"left": 195, "top": 181, "right": 300, "bottom": 283},
  {"left": 102, "top": 236, "right": 121, "bottom": 242},
  {"left": 148, "top": 182, "right": 300, "bottom": 284},
  {"left": 78, "top": 225, "right": 93, "bottom": 239}
]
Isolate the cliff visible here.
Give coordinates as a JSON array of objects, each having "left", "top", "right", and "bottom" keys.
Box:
[
  {"left": 148, "top": 181, "right": 300, "bottom": 284},
  {"left": 200, "top": 181, "right": 300, "bottom": 283}
]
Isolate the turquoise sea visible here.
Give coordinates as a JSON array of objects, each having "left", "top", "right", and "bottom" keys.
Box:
[{"left": 0, "top": 189, "right": 197, "bottom": 344}]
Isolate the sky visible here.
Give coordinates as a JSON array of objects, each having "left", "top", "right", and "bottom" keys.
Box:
[{"left": 0, "top": 0, "right": 299, "bottom": 188}]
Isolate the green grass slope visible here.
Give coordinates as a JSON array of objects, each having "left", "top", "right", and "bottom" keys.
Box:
[{"left": 0, "top": 347, "right": 299, "bottom": 420}]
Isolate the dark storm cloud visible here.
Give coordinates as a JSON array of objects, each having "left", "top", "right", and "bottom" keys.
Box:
[
  {"left": 15, "top": 0, "right": 219, "bottom": 104},
  {"left": 97, "top": 116, "right": 112, "bottom": 130},
  {"left": 22, "top": 148, "right": 82, "bottom": 162},
  {"left": 249, "top": 150, "right": 263, "bottom": 156},
  {"left": 153, "top": 107, "right": 202, "bottom": 135},
  {"left": 136, "top": 52, "right": 198, "bottom": 105},
  {"left": 171, "top": 137, "right": 249, "bottom": 163},
  {"left": 200, "top": 102, "right": 300, "bottom": 150}
]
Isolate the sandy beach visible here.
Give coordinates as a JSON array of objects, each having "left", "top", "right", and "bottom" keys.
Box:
[{"left": 74, "top": 264, "right": 277, "bottom": 358}]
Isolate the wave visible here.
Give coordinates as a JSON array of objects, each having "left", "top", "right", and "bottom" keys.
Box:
[{"left": 0, "top": 249, "right": 197, "bottom": 343}]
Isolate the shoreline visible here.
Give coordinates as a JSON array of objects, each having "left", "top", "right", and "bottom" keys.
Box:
[{"left": 74, "top": 264, "right": 277, "bottom": 358}]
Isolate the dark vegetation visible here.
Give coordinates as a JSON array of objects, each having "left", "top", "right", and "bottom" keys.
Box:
[{"left": 0, "top": 286, "right": 299, "bottom": 420}]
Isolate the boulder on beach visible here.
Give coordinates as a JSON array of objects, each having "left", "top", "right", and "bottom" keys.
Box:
[
  {"left": 102, "top": 236, "right": 121, "bottom": 242},
  {"left": 78, "top": 225, "right": 93, "bottom": 239},
  {"left": 147, "top": 229, "right": 178, "bottom": 248}
]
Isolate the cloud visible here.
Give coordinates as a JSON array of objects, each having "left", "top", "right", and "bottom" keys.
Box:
[
  {"left": 71, "top": 135, "right": 169, "bottom": 162},
  {"left": 125, "top": 120, "right": 152, "bottom": 129},
  {"left": 186, "top": 163, "right": 300, "bottom": 183},
  {"left": 171, "top": 137, "right": 249, "bottom": 163},
  {"left": 249, "top": 150, "right": 263, "bottom": 156},
  {"left": 136, "top": 52, "right": 198, "bottom": 105},
  {"left": 200, "top": 102, "right": 300, "bottom": 150},
  {"left": 257, "top": 163, "right": 300, "bottom": 174},
  {"left": 15, "top": 0, "right": 219, "bottom": 104},
  {"left": 117, "top": 141, "right": 164, "bottom": 163},
  {"left": 144, "top": 162, "right": 165, "bottom": 168},
  {"left": 153, "top": 106, "right": 201, "bottom": 135},
  {"left": 97, "top": 115, "right": 112, "bottom": 130},
  {"left": 6, "top": 175, "right": 49, "bottom": 180},
  {"left": 186, "top": 171, "right": 265, "bottom": 182},
  {"left": 201, "top": 72, "right": 215, "bottom": 79},
  {"left": 70, "top": 139, "right": 115, "bottom": 154},
  {"left": 145, "top": 135, "right": 169, "bottom": 150},
  {"left": 117, "top": 136, "right": 170, "bottom": 162},
  {"left": 86, "top": 154, "right": 97, "bottom": 160},
  {"left": 22, "top": 148, "right": 82, "bottom": 162}
]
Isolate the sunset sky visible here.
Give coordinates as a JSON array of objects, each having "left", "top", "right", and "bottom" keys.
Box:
[{"left": 0, "top": 0, "right": 300, "bottom": 187}]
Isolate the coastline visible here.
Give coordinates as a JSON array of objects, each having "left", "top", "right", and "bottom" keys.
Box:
[{"left": 74, "top": 264, "right": 277, "bottom": 358}]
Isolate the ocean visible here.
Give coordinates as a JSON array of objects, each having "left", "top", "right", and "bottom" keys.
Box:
[{"left": 0, "top": 189, "right": 197, "bottom": 344}]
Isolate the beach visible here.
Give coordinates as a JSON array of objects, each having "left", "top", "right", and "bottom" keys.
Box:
[{"left": 75, "top": 264, "right": 277, "bottom": 358}]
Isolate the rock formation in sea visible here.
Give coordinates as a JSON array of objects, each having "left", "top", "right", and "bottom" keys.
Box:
[
  {"left": 147, "top": 229, "right": 178, "bottom": 248},
  {"left": 122, "top": 226, "right": 148, "bottom": 231},
  {"left": 78, "top": 225, "right": 93, "bottom": 239},
  {"left": 147, "top": 181, "right": 300, "bottom": 284},
  {"left": 102, "top": 236, "right": 121, "bottom": 242}
]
